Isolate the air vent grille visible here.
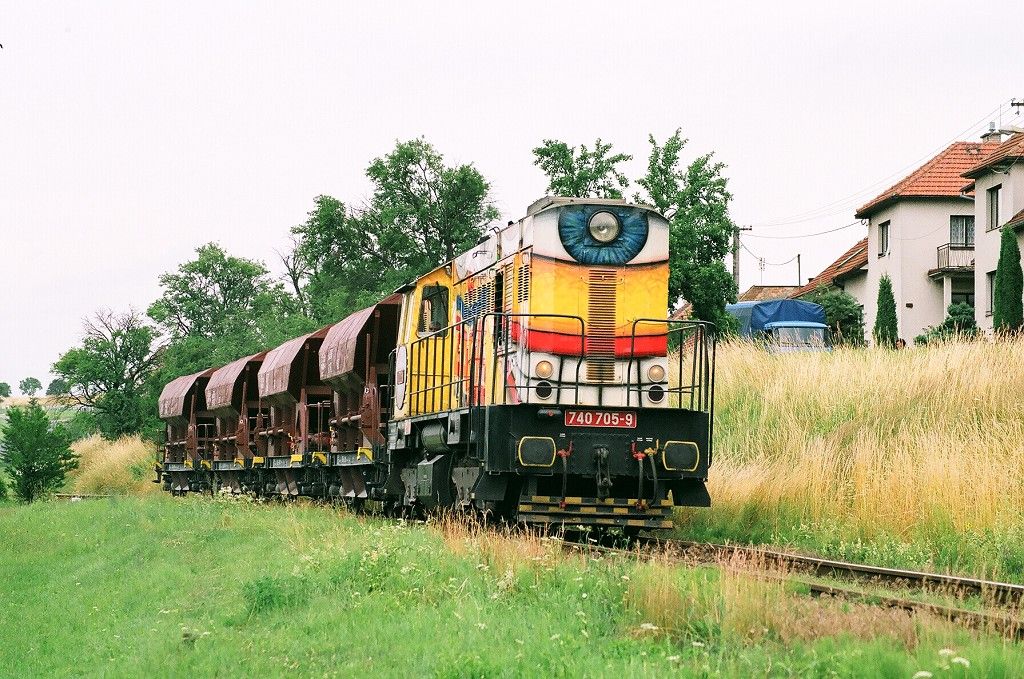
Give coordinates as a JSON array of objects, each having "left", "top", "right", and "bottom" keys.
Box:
[
  {"left": 586, "top": 268, "right": 616, "bottom": 382},
  {"left": 516, "top": 264, "right": 531, "bottom": 303}
]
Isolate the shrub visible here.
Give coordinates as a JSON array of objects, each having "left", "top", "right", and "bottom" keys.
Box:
[
  {"left": 914, "top": 302, "right": 979, "bottom": 345},
  {"left": 0, "top": 400, "right": 78, "bottom": 502},
  {"left": 804, "top": 286, "right": 865, "bottom": 346}
]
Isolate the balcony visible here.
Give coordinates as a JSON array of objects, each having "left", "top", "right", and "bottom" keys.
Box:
[{"left": 929, "top": 243, "right": 974, "bottom": 278}]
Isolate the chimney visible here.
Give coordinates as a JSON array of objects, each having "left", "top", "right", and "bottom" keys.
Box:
[{"left": 981, "top": 121, "right": 1003, "bottom": 144}]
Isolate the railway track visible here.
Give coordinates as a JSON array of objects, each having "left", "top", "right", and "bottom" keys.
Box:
[{"left": 560, "top": 535, "right": 1024, "bottom": 639}]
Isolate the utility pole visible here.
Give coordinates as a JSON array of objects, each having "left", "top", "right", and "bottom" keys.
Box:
[
  {"left": 797, "top": 254, "right": 801, "bottom": 287},
  {"left": 732, "top": 225, "right": 752, "bottom": 288}
]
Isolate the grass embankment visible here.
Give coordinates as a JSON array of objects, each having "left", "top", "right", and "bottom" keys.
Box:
[
  {"left": 0, "top": 499, "right": 1017, "bottom": 677},
  {"left": 680, "top": 340, "right": 1024, "bottom": 580},
  {"left": 65, "top": 434, "right": 160, "bottom": 496}
]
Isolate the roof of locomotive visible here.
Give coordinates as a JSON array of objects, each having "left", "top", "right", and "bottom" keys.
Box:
[{"left": 525, "top": 195, "right": 660, "bottom": 216}]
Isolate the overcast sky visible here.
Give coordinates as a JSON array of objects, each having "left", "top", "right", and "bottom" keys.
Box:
[{"left": 1, "top": 1, "right": 1022, "bottom": 388}]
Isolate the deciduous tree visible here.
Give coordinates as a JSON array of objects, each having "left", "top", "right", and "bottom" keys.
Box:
[
  {"left": 532, "top": 138, "right": 632, "bottom": 199},
  {"left": 52, "top": 309, "right": 158, "bottom": 439},
  {"left": 289, "top": 139, "right": 498, "bottom": 323},
  {"left": 636, "top": 130, "right": 738, "bottom": 332},
  {"left": 0, "top": 399, "right": 77, "bottom": 502},
  {"left": 873, "top": 275, "right": 898, "bottom": 347},
  {"left": 993, "top": 226, "right": 1023, "bottom": 333},
  {"left": 19, "top": 377, "right": 41, "bottom": 396},
  {"left": 46, "top": 378, "right": 69, "bottom": 396}
]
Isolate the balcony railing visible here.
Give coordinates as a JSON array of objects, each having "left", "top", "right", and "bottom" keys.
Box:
[{"left": 936, "top": 242, "right": 974, "bottom": 270}]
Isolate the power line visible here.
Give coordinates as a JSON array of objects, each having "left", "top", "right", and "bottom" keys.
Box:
[
  {"left": 740, "top": 241, "right": 798, "bottom": 266},
  {"left": 752, "top": 100, "right": 1013, "bottom": 228},
  {"left": 746, "top": 220, "right": 864, "bottom": 240}
]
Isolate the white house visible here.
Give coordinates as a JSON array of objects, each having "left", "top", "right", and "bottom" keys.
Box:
[
  {"left": 855, "top": 136, "right": 1001, "bottom": 342},
  {"left": 959, "top": 132, "right": 1024, "bottom": 330}
]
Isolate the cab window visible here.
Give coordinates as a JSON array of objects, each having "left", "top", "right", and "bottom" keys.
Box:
[{"left": 417, "top": 284, "right": 449, "bottom": 336}]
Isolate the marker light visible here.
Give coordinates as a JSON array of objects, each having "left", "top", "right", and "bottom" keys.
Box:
[
  {"left": 647, "top": 364, "right": 666, "bottom": 382},
  {"left": 588, "top": 211, "right": 621, "bottom": 243},
  {"left": 535, "top": 360, "right": 554, "bottom": 379}
]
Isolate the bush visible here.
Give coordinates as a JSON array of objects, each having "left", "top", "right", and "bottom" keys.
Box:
[
  {"left": 0, "top": 400, "right": 78, "bottom": 502},
  {"left": 803, "top": 286, "right": 865, "bottom": 346},
  {"left": 914, "top": 302, "right": 979, "bottom": 345}
]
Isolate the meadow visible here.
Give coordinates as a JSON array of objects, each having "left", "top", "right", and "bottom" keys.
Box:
[
  {"left": 679, "top": 339, "right": 1024, "bottom": 580},
  {"left": 1, "top": 497, "right": 1019, "bottom": 678}
]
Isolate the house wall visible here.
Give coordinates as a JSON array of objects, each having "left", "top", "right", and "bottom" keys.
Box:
[
  {"left": 839, "top": 270, "right": 868, "bottom": 305},
  {"left": 864, "top": 198, "right": 973, "bottom": 342},
  {"left": 972, "top": 165, "right": 1024, "bottom": 331}
]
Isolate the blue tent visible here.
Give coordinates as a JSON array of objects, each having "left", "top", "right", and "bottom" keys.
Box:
[{"left": 726, "top": 300, "right": 826, "bottom": 338}]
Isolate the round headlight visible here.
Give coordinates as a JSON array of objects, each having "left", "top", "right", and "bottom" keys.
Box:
[
  {"left": 535, "top": 360, "right": 554, "bottom": 379},
  {"left": 647, "top": 364, "right": 666, "bottom": 382},
  {"left": 588, "top": 211, "right": 621, "bottom": 243},
  {"left": 535, "top": 381, "right": 553, "bottom": 399},
  {"left": 648, "top": 385, "right": 665, "bottom": 403}
]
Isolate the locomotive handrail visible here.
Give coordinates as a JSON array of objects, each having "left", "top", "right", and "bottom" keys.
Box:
[{"left": 625, "top": 318, "right": 717, "bottom": 414}]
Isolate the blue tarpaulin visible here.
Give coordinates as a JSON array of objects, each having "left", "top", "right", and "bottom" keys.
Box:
[{"left": 726, "top": 300, "right": 827, "bottom": 338}]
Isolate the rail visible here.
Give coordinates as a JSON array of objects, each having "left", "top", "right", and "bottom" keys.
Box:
[
  {"left": 936, "top": 242, "right": 974, "bottom": 269},
  {"left": 393, "top": 312, "right": 716, "bottom": 416}
]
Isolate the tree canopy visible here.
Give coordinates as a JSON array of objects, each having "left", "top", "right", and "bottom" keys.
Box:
[
  {"left": 532, "top": 139, "right": 632, "bottom": 199},
  {"left": 635, "top": 130, "right": 738, "bottom": 332},
  {"left": 52, "top": 310, "right": 159, "bottom": 439},
  {"left": 1, "top": 399, "right": 78, "bottom": 502},
  {"left": 803, "top": 286, "right": 865, "bottom": 346},
  {"left": 19, "top": 377, "right": 41, "bottom": 396},
  {"left": 290, "top": 139, "right": 498, "bottom": 324}
]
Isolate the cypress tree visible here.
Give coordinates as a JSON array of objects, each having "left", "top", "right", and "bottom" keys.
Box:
[
  {"left": 873, "top": 274, "right": 898, "bottom": 348},
  {"left": 993, "top": 227, "right": 1024, "bottom": 333}
]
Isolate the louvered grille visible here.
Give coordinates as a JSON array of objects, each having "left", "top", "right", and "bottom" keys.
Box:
[
  {"left": 503, "top": 264, "right": 514, "bottom": 312},
  {"left": 517, "top": 264, "right": 531, "bottom": 303},
  {"left": 463, "top": 279, "right": 493, "bottom": 322},
  {"left": 586, "top": 268, "right": 617, "bottom": 382}
]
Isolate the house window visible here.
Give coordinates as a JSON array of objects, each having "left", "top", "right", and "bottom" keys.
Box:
[
  {"left": 950, "top": 215, "right": 975, "bottom": 246},
  {"left": 878, "top": 221, "right": 889, "bottom": 256},
  {"left": 951, "top": 292, "right": 975, "bottom": 307},
  {"left": 987, "top": 185, "right": 1001, "bottom": 231},
  {"left": 987, "top": 271, "right": 996, "bottom": 314}
]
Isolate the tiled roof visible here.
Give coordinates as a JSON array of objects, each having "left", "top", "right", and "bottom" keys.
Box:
[
  {"left": 856, "top": 142, "right": 1000, "bottom": 218},
  {"left": 737, "top": 285, "right": 801, "bottom": 302},
  {"left": 1006, "top": 208, "right": 1024, "bottom": 231},
  {"left": 791, "top": 237, "right": 868, "bottom": 298},
  {"left": 962, "top": 133, "right": 1024, "bottom": 179}
]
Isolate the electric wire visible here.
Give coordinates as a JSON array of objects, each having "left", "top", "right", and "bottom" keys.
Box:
[
  {"left": 746, "top": 220, "right": 864, "bottom": 240},
  {"left": 752, "top": 100, "right": 1014, "bottom": 228}
]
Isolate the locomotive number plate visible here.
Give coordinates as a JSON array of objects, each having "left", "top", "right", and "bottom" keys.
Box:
[{"left": 564, "top": 410, "right": 637, "bottom": 428}]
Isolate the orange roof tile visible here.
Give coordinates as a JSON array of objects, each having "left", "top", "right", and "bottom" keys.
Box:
[
  {"left": 962, "top": 132, "right": 1024, "bottom": 179},
  {"left": 737, "top": 285, "right": 801, "bottom": 302},
  {"left": 791, "top": 238, "right": 868, "bottom": 298},
  {"left": 856, "top": 142, "right": 1000, "bottom": 218}
]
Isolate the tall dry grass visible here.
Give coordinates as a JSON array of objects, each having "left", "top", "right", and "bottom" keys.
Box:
[
  {"left": 66, "top": 434, "right": 161, "bottom": 496},
  {"left": 703, "top": 339, "right": 1024, "bottom": 542}
]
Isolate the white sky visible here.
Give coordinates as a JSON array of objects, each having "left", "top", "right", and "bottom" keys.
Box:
[{"left": 1, "top": 1, "right": 1022, "bottom": 387}]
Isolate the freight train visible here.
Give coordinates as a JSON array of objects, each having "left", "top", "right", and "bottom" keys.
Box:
[{"left": 155, "top": 196, "right": 716, "bottom": 530}]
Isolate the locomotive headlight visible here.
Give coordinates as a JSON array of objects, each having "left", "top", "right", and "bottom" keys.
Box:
[
  {"left": 535, "top": 360, "right": 554, "bottom": 379},
  {"left": 647, "top": 364, "right": 666, "bottom": 382},
  {"left": 588, "top": 211, "right": 621, "bottom": 243}
]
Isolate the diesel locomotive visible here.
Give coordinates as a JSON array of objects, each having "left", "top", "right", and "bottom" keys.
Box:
[{"left": 155, "top": 196, "right": 716, "bottom": 530}]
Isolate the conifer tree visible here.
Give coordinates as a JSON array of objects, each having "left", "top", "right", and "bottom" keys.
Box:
[
  {"left": 873, "top": 274, "right": 898, "bottom": 347},
  {"left": 993, "top": 227, "right": 1023, "bottom": 333}
]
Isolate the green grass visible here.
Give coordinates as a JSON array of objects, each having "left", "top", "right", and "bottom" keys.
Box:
[{"left": 2, "top": 498, "right": 1023, "bottom": 677}]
